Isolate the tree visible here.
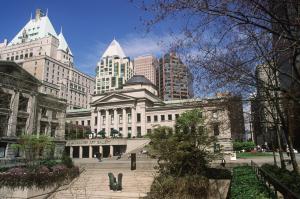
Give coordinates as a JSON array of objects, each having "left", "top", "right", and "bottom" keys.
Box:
[
  {"left": 12, "top": 134, "right": 54, "bottom": 168},
  {"left": 110, "top": 129, "right": 119, "bottom": 138},
  {"left": 147, "top": 109, "right": 220, "bottom": 177},
  {"left": 137, "top": 0, "right": 300, "bottom": 173},
  {"left": 97, "top": 129, "right": 106, "bottom": 138}
]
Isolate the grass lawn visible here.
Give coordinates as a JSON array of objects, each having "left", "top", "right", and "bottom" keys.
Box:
[{"left": 237, "top": 152, "right": 274, "bottom": 159}]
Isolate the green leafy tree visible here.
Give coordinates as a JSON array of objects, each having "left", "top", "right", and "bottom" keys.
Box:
[
  {"left": 147, "top": 109, "right": 220, "bottom": 177},
  {"left": 97, "top": 129, "right": 106, "bottom": 138},
  {"left": 110, "top": 129, "right": 119, "bottom": 138},
  {"left": 12, "top": 134, "right": 54, "bottom": 168}
]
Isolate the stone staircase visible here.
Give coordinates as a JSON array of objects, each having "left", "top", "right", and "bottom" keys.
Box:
[{"left": 50, "top": 168, "right": 155, "bottom": 199}]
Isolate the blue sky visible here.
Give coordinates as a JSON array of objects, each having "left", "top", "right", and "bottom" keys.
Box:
[{"left": 0, "top": 0, "right": 174, "bottom": 76}]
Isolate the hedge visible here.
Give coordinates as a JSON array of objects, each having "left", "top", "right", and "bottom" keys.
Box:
[{"left": 233, "top": 141, "right": 256, "bottom": 151}]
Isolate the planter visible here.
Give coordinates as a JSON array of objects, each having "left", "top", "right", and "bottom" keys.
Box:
[
  {"left": 208, "top": 179, "right": 231, "bottom": 199},
  {"left": 0, "top": 184, "right": 57, "bottom": 199}
]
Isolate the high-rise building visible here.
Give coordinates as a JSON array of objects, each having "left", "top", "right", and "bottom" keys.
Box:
[
  {"left": 157, "top": 53, "right": 193, "bottom": 101},
  {"left": 0, "top": 9, "right": 95, "bottom": 110},
  {"left": 95, "top": 39, "right": 133, "bottom": 94},
  {"left": 133, "top": 55, "right": 158, "bottom": 85}
]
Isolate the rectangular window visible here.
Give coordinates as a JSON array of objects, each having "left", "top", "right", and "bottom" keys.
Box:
[
  {"left": 95, "top": 116, "right": 98, "bottom": 125},
  {"left": 137, "top": 126, "right": 142, "bottom": 137},
  {"left": 161, "top": 115, "right": 165, "bottom": 121},
  {"left": 175, "top": 114, "right": 179, "bottom": 119},
  {"left": 154, "top": 115, "right": 158, "bottom": 122},
  {"left": 168, "top": 114, "right": 172, "bottom": 120},
  {"left": 102, "top": 116, "right": 106, "bottom": 125},
  {"left": 137, "top": 113, "right": 141, "bottom": 123},
  {"left": 81, "top": 121, "right": 84, "bottom": 126},
  {"left": 213, "top": 124, "right": 220, "bottom": 136},
  {"left": 18, "top": 95, "right": 29, "bottom": 112},
  {"left": 87, "top": 120, "right": 90, "bottom": 126},
  {"left": 119, "top": 115, "right": 123, "bottom": 124},
  {"left": 147, "top": 129, "right": 151, "bottom": 134},
  {"left": 128, "top": 114, "right": 132, "bottom": 124},
  {"left": 147, "top": 116, "right": 151, "bottom": 122}
]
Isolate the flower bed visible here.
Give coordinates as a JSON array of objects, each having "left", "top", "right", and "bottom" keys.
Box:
[{"left": 0, "top": 164, "right": 79, "bottom": 189}]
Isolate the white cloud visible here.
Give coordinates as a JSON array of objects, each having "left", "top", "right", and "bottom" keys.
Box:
[{"left": 120, "top": 33, "right": 174, "bottom": 58}]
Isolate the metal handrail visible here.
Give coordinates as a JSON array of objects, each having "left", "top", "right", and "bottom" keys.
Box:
[{"left": 251, "top": 160, "right": 300, "bottom": 199}]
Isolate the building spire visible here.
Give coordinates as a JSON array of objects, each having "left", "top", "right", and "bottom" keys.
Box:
[{"left": 60, "top": 26, "right": 63, "bottom": 34}]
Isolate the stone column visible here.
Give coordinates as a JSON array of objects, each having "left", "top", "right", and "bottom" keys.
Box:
[
  {"left": 110, "top": 145, "right": 114, "bottom": 156},
  {"left": 7, "top": 91, "right": 19, "bottom": 137},
  {"left": 79, "top": 146, "right": 83, "bottom": 159},
  {"left": 99, "top": 145, "right": 103, "bottom": 154},
  {"left": 114, "top": 109, "right": 118, "bottom": 131},
  {"left": 70, "top": 146, "right": 73, "bottom": 158},
  {"left": 25, "top": 95, "right": 36, "bottom": 133},
  {"left": 122, "top": 108, "right": 127, "bottom": 137},
  {"left": 141, "top": 104, "right": 146, "bottom": 136},
  {"left": 97, "top": 110, "right": 101, "bottom": 133},
  {"left": 105, "top": 109, "right": 109, "bottom": 136},
  {"left": 131, "top": 107, "right": 136, "bottom": 137},
  {"left": 89, "top": 145, "right": 93, "bottom": 158}
]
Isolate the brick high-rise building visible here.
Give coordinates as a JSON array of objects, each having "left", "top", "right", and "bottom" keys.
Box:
[
  {"left": 157, "top": 53, "right": 193, "bottom": 101},
  {"left": 0, "top": 9, "right": 95, "bottom": 110},
  {"left": 133, "top": 55, "right": 158, "bottom": 85}
]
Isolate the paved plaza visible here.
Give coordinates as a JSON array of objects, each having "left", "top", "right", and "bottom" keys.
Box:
[
  {"left": 50, "top": 159, "right": 157, "bottom": 199},
  {"left": 49, "top": 154, "right": 300, "bottom": 199}
]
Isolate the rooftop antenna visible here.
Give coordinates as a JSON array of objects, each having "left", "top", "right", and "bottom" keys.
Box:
[{"left": 46, "top": 8, "right": 48, "bottom": 16}]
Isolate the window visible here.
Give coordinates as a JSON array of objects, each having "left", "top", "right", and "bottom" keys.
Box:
[
  {"left": 168, "top": 114, "right": 172, "bottom": 120},
  {"left": 128, "top": 114, "right": 132, "bottom": 124},
  {"left": 81, "top": 121, "right": 84, "bottom": 126},
  {"left": 76, "top": 121, "right": 78, "bottom": 125},
  {"left": 137, "top": 126, "right": 142, "bottom": 138},
  {"left": 213, "top": 123, "right": 220, "bottom": 136},
  {"left": 95, "top": 116, "right": 98, "bottom": 125},
  {"left": 175, "top": 114, "right": 179, "bottom": 119},
  {"left": 87, "top": 120, "right": 90, "bottom": 126},
  {"left": 137, "top": 113, "right": 141, "bottom": 123},
  {"left": 161, "top": 115, "right": 165, "bottom": 121},
  {"left": 102, "top": 116, "right": 106, "bottom": 125},
  {"left": 119, "top": 115, "right": 123, "bottom": 124},
  {"left": 147, "top": 129, "right": 151, "bottom": 134},
  {"left": 147, "top": 116, "right": 151, "bottom": 122},
  {"left": 154, "top": 115, "right": 158, "bottom": 122}
]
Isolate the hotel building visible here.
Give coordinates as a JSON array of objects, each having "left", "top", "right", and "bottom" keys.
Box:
[
  {"left": 0, "top": 9, "right": 95, "bottom": 110},
  {"left": 95, "top": 39, "right": 134, "bottom": 94}
]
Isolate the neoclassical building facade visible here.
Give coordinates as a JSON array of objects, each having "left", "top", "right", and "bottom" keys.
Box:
[
  {"left": 66, "top": 75, "right": 245, "bottom": 157},
  {"left": 0, "top": 61, "right": 67, "bottom": 159}
]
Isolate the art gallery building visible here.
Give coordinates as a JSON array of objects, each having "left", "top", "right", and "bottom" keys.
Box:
[{"left": 65, "top": 75, "right": 245, "bottom": 158}]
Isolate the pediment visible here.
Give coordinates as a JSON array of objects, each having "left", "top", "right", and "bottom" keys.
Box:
[
  {"left": 91, "top": 93, "right": 136, "bottom": 105},
  {"left": 0, "top": 61, "right": 40, "bottom": 84}
]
